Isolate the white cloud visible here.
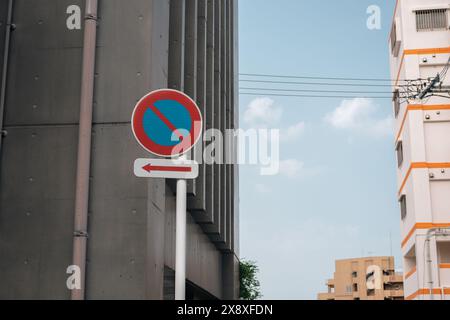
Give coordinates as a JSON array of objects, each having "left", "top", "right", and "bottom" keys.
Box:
[
  {"left": 270, "top": 159, "right": 325, "bottom": 179},
  {"left": 244, "top": 97, "right": 282, "bottom": 128},
  {"left": 278, "top": 159, "right": 304, "bottom": 178},
  {"left": 324, "top": 98, "right": 375, "bottom": 129},
  {"left": 324, "top": 98, "right": 393, "bottom": 138},
  {"left": 244, "top": 98, "right": 306, "bottom": 142},
  {"left": 280, "top": 121, "right": 305, "bottom": 142}
]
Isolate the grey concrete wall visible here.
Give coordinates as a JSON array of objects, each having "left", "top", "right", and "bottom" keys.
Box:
[
  {"left": 85, "top": 0, "right": 169, "bottom": 300},
  {"left": 0, "top": 0, "right": 239, "bottom": 300},
  {"left": 0, "top": 0, "right": 84, "bottom": 300},
  {"left": 0, "top": 0, "right": 8, "bottom": 86},
  {"left": 165, "top": 0, "right": 240, "bottom": 299},
  {"left": 164, "top": 185, "right": 223, "bottom": 298}
]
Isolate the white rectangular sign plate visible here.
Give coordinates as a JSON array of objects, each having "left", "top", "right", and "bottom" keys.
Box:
[{"left": 134, "top": 158, "right": 199, "bottom": 179}]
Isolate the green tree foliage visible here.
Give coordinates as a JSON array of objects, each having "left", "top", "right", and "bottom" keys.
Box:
[{"left": 239, "top": 260, "right": 262, "bottom": 300}]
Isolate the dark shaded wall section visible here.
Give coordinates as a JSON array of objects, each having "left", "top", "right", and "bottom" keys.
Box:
[
  {"left": 0, "top": 0, "right": 8, "bottom": 88},
  {"left": 0, "top": 0, "right": 239, "bottom": 300}
]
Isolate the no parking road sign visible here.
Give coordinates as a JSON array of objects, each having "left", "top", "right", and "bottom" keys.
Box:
[
  {"left": 131, "top": 89, "right": 203, "bottom": 158},
  {"left": 131, "top": 89, "right": 203, "bottom": 301}
]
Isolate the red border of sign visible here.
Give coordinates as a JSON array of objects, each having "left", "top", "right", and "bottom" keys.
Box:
[{"left": 131, "top": 89, "right": 203, "bottom": 157}]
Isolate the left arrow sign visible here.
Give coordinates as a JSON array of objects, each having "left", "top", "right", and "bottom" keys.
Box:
[
  {"left": 142, "top": 163, "right": 192, "bottom": 173},
  {"left": 134, "top": 158, "right": 199, "bottom": 179}
]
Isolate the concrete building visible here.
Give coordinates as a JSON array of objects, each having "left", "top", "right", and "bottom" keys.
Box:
[
  {"left": 388, "top": 0, "right": 450, "bottom": 300},
  {"left": 318, "top": 257, "right": 404, "bottom": 300},
  {"left": 0, "top": 0, "right": 239, "bottom": 299}
]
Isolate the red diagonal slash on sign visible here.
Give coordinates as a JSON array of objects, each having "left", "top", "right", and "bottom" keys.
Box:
[
  {"left": 142, "top": 163, "right": 192, "bottom": 173},
  {"left": 148, "top": 104, "right": 184, "bottom": 141}
]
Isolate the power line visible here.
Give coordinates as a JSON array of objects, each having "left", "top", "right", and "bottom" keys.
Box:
[
  {"left": 239, "top": 72, "right": 410, "bottom": 82},
  {"left": 239, "top": 92, "right": 393, "bottom": 99},
  {"left": 439, "top": 56, "right": 450, "bottom": 80},
  {"left": 239, "top": 87, "right": 397, "bottom": 94},
  {"left": 413, "top": 58, "right": 450, "bottom": 100},
  {"left": 239, "top": 79, "right": 409, "bottom": 88}
]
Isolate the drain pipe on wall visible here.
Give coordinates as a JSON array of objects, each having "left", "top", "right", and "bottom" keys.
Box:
[
  {"left": 71, "top": 0, "right": 98, "bottom": 300},
  {"left": 0, "top": 0, "right": 14, "bottom": 153},
  {"left": 425, "top": 229, "right": 435, "bottom": 300}
]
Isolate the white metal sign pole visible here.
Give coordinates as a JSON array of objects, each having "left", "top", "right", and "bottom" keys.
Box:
[{"left": 175, "top": 177, "right": 187, "bottom": 300}]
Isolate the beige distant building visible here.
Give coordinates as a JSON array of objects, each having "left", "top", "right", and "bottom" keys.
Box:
[{"left": 318, "top": 257, "right": 404, "bottom": 300}]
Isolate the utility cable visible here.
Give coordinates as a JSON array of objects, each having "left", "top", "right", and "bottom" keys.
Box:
[
  {"left": 239, "top": 72, "right": 411, "bottom": 82},
  {"left": 239, "top": 87, "right": 398, "bottom": 94},
  {"left": 239, "top": 79, "right": 409, "bottom": 88},
  {"left": 239, "top": 92, "right": 393, "bottom": 99}
]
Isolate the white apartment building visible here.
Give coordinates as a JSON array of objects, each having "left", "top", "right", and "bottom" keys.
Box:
[{"left": 389, "top": 0, "right": 450, "bottom": 300}]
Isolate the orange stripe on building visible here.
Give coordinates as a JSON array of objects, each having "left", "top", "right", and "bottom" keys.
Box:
[
  {"left": 402, "top": 223, "right": 450, "bottom": 248},
  {"left": 394, "top": 105, "right": 450, "bottom": 143},
  {"left": 394, "top": 53, "right": 405, "bottom": 87},
  {"left": 405, "top": 266, "right": 417, "bottom": 280},
  {"left": 406, "top": 288, "right": 450, "bottom": 300},
  {"left": 394, "top": 47, "right": 450, "bottom": 86},
  {"left": 404, "top": 47, "right": 450, "bottom": 55},
  {"left": 395, "top": 106, "right": 409, "bottom": 143},
  {"left": 398, "top": 162, "right": 450, "bottom": 196},
  {"left": 398, "top": 162, "right": 428, "bottom": 196},
  {"left": 404, "top": 265, "right": 449, "bottom": 282}
]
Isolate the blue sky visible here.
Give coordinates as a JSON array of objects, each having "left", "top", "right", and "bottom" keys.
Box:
[{"left": 238, "top": 0, "right": 399, "bottom": 299}]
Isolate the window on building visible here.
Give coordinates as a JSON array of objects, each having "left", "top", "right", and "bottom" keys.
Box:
[
  {"left": 353, "top": 283, "right": 358, "bottom": 292},
  {"left": 384, "top": 283, "right": 402, "bottom": 291},
  {"left": 393, "top": 90, "right": 400, "bottom": 118},
  {"left": 399, "top": 195, "right": 407, "bottom": 220},
  {"left": 390, "top": 21, "right": 401, "bottom": 57},
  {"left": 383, "top": 269, "right": 394, "bottom": 276},
  {"left": 352, "top": 271, "right": 358, "bottom": 278},
  {"left": 415, "top": 9, "right": 449, "bottom": 31},
  {"left": 437, "top": 242, "right": 450, "bottom": 264},
  {"left": 396, "top": 141, "right": 404, "bottom": 168}
]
